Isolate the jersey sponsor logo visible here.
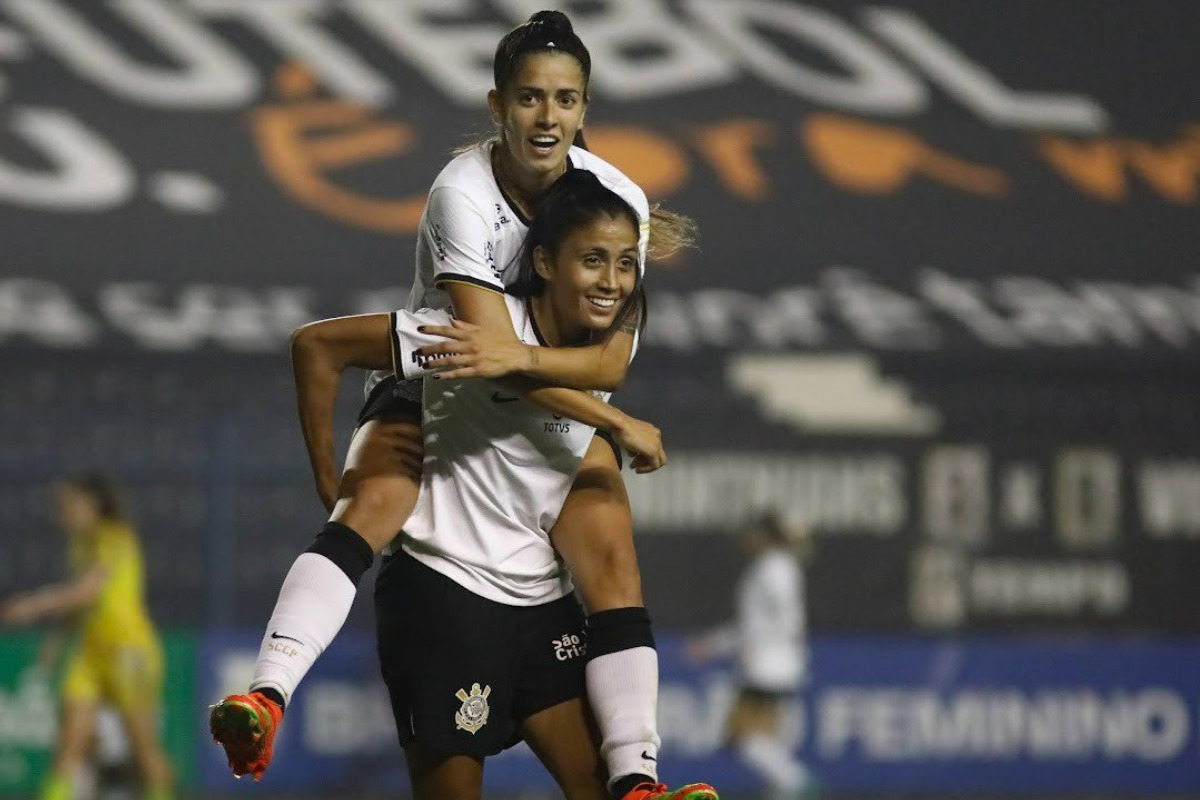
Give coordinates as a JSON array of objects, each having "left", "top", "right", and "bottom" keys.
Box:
[
  {"left": 552, "top": 633, "right": 586, "bottom": 661},
  {"left": 491, "top": 391, "right": 519, "bottom": 403},
  {"left": 454, "top": 683, "right": 491, "bottom": 734},
  {"left": 544, "top": 421, "right": 571, "bottom": 434}
]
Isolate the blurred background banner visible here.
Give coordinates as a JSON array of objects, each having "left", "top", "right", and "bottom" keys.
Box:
[
  {"left": 195, "top": 631, "right": 1200, "bottom": 796},
  {"left": 2, "top": 0, "right": 1197, "bottom": 633},
  {"left": 3, "top": 1, "right": 1200, "bottom": 796}
]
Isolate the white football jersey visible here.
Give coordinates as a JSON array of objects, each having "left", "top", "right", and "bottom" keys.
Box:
[
  {"left": 736, "top": 550, "right": 808, "bottom": 690},
  {"left": 704, "top": 550, "right": 808, "bottom": 691},
  {"left": 367, "top": 141, "right": 650, "bottom": 395},
  {"left": 383, "top": 297, "right": 613, "bottom": 606}
]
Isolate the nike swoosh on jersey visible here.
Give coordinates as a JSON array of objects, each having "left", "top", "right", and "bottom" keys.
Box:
[
  {"left": 270, "top": 632, "right": 304, "bottom": 645},
  {"left": 491, "top": 392, "right": 519, "bottom": 403}
]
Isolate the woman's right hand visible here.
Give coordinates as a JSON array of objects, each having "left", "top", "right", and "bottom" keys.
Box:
[{"left": 611, "top": 415, "right": 666, "bottom": 474}]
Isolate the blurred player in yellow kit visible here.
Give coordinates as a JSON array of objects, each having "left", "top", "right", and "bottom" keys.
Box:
[{"left": 1, "top": 473, "right": 173, "bottom": 800}]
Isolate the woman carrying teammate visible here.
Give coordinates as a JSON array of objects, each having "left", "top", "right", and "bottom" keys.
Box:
[
  {"left": 214, "top": 171, "right": 713, "bottom": 800},
  {"left": 212, "top": 10, "right": 701, "bottom": 800},
  {"left": 1, "top": 474, "right": 174, "bottom": 800}
]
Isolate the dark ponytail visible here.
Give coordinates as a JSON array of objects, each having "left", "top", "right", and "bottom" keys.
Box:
[
  {"left": 509, "top": 169, "right": 645, "bottom": 340},
  {"left": 494, "top": 10, "right": 592, "bottom": 99}
]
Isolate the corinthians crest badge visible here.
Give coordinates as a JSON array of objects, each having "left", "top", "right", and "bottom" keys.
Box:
[{"left": 454, "top": 683, "right": 491, "bottom": 734}]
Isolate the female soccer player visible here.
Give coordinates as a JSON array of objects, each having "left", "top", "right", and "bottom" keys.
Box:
[
  {"left": 214, "top": 171, "right": 713, "bottom": 800},
  {"left": 687, "top": 514, "right": 814, "bottom": 800},
  {"left": 0, "top": 474, "right": 174, "bottom": 800},
  {"left": 212, "top": 11, "right": 700, "bottom": 800}
]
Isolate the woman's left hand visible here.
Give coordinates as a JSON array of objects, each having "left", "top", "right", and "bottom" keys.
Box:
[{"left": 416, "top": 319, "right": 533, "bottom": 380}]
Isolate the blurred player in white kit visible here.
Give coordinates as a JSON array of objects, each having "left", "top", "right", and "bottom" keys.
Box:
[{"left": 688, "top": 513, "right": 815, "bottom": 799}]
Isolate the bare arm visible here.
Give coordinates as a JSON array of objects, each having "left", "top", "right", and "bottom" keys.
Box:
[
  {"left": 419, "top": 285, "right": 635, "bottom": 391},
  {"left": 442, "top": 283, "right": 663, "bottom": 471},
  {"left": 291, "top": 314, "right": 394, "bottom": 511},
  {"left": 1, "top": 568, "right": 106, "bottom": 627}
]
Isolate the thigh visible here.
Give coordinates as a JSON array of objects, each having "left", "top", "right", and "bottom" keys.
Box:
[
  {"left": 61, "top": 647, "right": 101, "bottom": 707},
  {"left": 520, "top": 699, "right": 607, "bottom": 800},
  {"left": 104, "top": 642, "right": 162, "bottom": 713},
  {"left": 375, "top": 553, "right": 519, "bottom": 759},
  {"left": 404, "top": 744, "right": 484, "bottom": 800},
  {"left": 550, "top": 437, "right": 642, "bottom": 612},
  {"left": 512, "top": 594, "right": 588, "bottom": 724},
  {"left": 331, "top": 412, "right": 424, "bottom": 551}
]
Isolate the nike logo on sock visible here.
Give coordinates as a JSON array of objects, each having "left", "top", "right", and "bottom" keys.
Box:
[
  {"left": 641, "top": 750, "right": 657, "bottom": 762},
  {"left": 270, "top": 632, "right": 304, "bottom": 645}
]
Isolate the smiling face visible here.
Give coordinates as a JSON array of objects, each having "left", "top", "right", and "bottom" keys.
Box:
[
  {"left": 489, "top": 51, "right": 587, "bottom": 181},
  {"left": 535, "top": 213, "right": 639, "bottom": 340}
]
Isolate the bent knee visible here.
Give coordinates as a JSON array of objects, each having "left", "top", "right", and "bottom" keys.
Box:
[{"left": 341, "top": 473, "right": 417, "bottom": 520}]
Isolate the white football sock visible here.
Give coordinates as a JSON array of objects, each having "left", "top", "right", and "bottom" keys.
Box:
[
  {"left": 586, "top": 646, "right": 661, "bottom": 787},
  {"left": 248, "top": 552, "right": 356, "bottom": 705}
]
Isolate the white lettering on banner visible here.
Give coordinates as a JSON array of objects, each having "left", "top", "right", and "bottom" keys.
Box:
[
  {"left": 346, "top": 0, "right": 500, "bottom": 105},
  {"left": 1139, "top": 460, "right": 1200, "bottom": 539},
  {"left": 0, "top": 21, "right": 31, "bottom": 101},
  {"left": 1055, "top": 449, "right": 1121, "bottom": 550},
  {"left": 625, "top": 452, "right": 906, "bottom": 535},
  {"left": 729, "top": 353, "right": 941, "bottom": 435},
  {"left": 0, "top": 0, "right": 1107, "bottom": 129},
  {"left": 5, "top": 0, "right": 257, "bottom": 108},
  {"left": 999, "top": 463, "right": 1043, "bottom": 530},
  {"left": 997, "top": 278, "right": 1135, "bottom": 347},
  {"left": 194, "top": 0, "right": 391, "bottom": 106},
  {"left": 659, "top": 674, "right": 804, "bottom": 756},
  {"left": 99, "top": 283, "right": 315, "bottom": 352},
  {"left": 825, "top": 269, "right": 940, "bottom": 348},
  {"left": 864, "top": 8, "right": 1108, "bottom": 132},
  {"left": 970, "top": 559, "right": 1129, "bottom": 616},
  {"left": 4, "top": 271, "right": 1200, "bottom": 354},
  {"left": 0, "top": 108, "right": 134, "bottom": 210},
  {"left": 819, "top": 688, "right": 1188, "bottom": 762},
  {"left": 922, "top": 446, "right": 990, "bottom": 548},
  {"left": 909, "top": 546, "right": 968, "bottom": 628},
  {"left": 0, "top": 279, "right": 99, "bottom": 346},
  {"left": 918, "top": 270, "right": 1024, "bottom": 348},
  {"left": 304, "top": 681, "right": 396, "bottom": 755},
  {"left": 686, "top": 0, "right": 926, "bottom": 115}
]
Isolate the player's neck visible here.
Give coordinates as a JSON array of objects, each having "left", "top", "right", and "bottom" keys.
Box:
[
  {"left": 529, "top": 295, "right": 586, "bottom": 349},
  {"left": 492, "top": 143, "right": 565, "bottom": 213}
]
